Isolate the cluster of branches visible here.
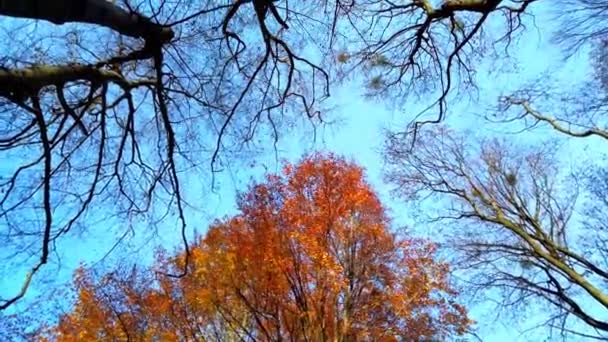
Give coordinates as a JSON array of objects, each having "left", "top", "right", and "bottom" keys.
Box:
[
  {"left": 383, "top": 1, "right": 608, "bottom": 339},
  {"left": 0, "top": 0, "right": 329, "bottom": 311},
  {"left": 386, "top": 128, "right": 608, "bottom": 337}
]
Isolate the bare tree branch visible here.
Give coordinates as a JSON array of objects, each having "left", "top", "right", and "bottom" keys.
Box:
[{"left": 384, "top": 127, "right": 608, "bottom": 334}]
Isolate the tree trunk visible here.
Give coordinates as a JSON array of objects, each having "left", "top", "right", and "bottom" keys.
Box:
[{"left": 0, "top": 0, "right": 173, "bottom": 41}]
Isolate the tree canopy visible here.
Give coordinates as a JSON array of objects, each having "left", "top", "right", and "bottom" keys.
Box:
[{"left": 37, "top": 154, "right": 471, "bottom": 341}]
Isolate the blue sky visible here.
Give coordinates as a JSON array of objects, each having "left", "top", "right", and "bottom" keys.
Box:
[{"left": 1, "top": 2, "right": 605, "bottom": 341}]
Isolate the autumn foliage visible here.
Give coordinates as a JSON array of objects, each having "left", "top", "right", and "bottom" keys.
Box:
[{"left": 41, "top": 154, "right": 471, "bottom": 341}]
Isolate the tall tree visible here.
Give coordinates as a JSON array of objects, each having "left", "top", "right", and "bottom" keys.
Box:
[{"left": 39, "top": 154, "right": 471, "bottom": 341}]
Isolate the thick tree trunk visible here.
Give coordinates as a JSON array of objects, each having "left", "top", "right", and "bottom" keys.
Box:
[{"left": 0, "top": 0, "right": 173, "bottom": 41}]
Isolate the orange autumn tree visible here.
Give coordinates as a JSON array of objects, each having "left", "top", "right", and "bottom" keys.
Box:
[{"left": 42, "top": 154, "right": 471, "bottom": 341}]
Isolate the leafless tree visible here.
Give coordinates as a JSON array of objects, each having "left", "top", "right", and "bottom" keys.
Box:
[
  {"left": 384, "top": 127, "right": 608, "bottom": 339},
  {"left": 380, "top": 3, "right": 608, "bottom": 338}
]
